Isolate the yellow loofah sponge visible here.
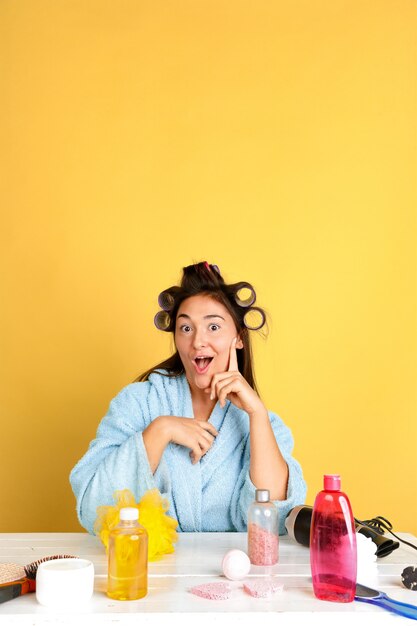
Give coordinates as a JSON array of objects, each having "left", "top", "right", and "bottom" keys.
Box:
[{"left": 94, "top": 488, "right": 178, "bottom": 561}]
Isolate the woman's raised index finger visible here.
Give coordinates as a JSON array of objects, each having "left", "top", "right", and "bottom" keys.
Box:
[{"left": 228, "top": 337, "right": 239, "bottom": 371}]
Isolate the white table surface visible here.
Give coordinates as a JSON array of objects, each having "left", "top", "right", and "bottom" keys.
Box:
[{"left": 0, "top": 532, "right": 416, "bottom": 625}]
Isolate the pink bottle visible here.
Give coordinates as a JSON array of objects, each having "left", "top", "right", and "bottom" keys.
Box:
[{"left": 310, "top": 474, "right": 357, "bottom": 602}]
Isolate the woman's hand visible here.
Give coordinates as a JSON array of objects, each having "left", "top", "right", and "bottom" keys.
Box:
[
  {"left": 157, "top": 415, "right": 218, "bottom": 464},
  {"left": 205, "top": 338, "right": 266, "bottom": 416}
]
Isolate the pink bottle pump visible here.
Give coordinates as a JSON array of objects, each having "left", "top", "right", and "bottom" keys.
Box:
[{"left": 310, "top": 474, "right": 357, "bottom": 602}]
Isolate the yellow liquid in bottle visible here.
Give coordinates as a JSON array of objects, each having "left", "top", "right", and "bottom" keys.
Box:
[{"left": 107, "top": 524, "right": 148, "bottom": 601}]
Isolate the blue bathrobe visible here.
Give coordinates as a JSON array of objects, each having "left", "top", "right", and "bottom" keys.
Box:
[{"left": 70, "top": 372, "right": 306, "bottom": 534}]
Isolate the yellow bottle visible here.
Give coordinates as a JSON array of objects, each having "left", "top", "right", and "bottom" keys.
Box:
[{"left": 107, "top": 507, "right": 148, "bottom": 601}]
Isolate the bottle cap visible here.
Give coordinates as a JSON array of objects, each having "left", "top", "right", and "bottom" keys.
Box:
[
  {"left": 324, "top": 474, "right": 341, "bottom": 491},
  {"left": 119, "top": 507, "right": 139, "bottom": 521},
  {"left": 255, "top": 489, "right": 270, "bottom": 502}
]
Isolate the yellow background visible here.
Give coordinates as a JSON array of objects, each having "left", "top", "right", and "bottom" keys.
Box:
[{"left": 1, "top": 1, "right": 416, "bottom": 535}]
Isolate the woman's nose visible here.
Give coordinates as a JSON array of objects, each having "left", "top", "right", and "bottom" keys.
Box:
[{"left": 193, "top": 329, "right": 206, "bottom": 348}]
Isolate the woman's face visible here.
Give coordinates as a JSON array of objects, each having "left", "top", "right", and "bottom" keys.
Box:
[{"left": 175, "top": 294, "right": 243, "bottom": 392}]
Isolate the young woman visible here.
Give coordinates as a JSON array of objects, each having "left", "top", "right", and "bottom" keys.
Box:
[{"left": 70, "top": 262, "right": 306, "bottom": 534}]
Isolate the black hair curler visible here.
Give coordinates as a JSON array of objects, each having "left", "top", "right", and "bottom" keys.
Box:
[
  {"left": 154, "top": 310, "right": 172, "bottom": 331},
  {"left": 233, "top": 283, "right": 256, "bottom": 308},
  {"left": 242, "top": 307, "right": 266, "bottom": 331},
  {"left": 158, "top": 287, "right": 182, "bottom": 312}
]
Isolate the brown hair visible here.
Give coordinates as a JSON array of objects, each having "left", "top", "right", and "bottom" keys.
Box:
[{"left": 135, "top": 262, "right": 267, "bottom": 394}]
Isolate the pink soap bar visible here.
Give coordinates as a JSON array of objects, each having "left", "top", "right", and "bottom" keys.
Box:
[
  {"left": 243, "top": 579, "right": 284, "bottom": 598},
  {"left": 189, "top": 582, "right": 232, "bottom": 600}
]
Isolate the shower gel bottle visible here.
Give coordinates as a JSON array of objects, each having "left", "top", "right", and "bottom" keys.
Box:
[
  {"left": 107, "top": 507, "right": 148, "bottom": 601},
  {"left": 310, "top": 474, "right": 357, "bottom": 602}
]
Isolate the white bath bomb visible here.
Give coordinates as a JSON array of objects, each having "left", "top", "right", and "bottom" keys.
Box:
[{"left": 222, "top": 549, "right": 251, "bottom": 581}]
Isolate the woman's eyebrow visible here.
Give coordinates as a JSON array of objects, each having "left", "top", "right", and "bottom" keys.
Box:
[{"left": 177, "top": 314, "right": 225, "bottom": 320}]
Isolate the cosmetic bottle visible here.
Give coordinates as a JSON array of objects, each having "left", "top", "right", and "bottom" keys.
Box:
[
  {"left": 247, "top": 489, "right": 279, "bottom": 565},
  {"left": 310, "top": 474, "right": 357, "bottom": 602},
  {"left": 107, "top": 507, "right": 148, "bottom": 601}
]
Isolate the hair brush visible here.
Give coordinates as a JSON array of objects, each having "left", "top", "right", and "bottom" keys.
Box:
[{"left": 0, "top": 555, "right": 76, "bottom": 604}]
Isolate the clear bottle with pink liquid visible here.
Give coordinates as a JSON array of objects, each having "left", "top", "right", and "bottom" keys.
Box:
[
  {"left": 247, "top": 489, "right": 279, "bottom": 565},
  {"left": 310, "top": 474, "right": 357, "bottom": 602}
]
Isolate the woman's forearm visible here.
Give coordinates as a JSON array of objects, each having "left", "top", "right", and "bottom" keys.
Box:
[
  {"left": 248, "top": 407, "right": 289, "bottom": 500},
  {"left": 142, "top": 417, "right": 170, "bottom": 473}
]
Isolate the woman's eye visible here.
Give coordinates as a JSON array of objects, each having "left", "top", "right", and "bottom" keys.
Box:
[
  {"left": 209, "top": 324, "right": 220, "bottom": 331},
  {"left": 181, "top": 325, "right": 192, "bottom": 333}
]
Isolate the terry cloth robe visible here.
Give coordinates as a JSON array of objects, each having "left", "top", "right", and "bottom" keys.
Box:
[{"left": 70, "top": 372, "right": 306, "bottom": 534}]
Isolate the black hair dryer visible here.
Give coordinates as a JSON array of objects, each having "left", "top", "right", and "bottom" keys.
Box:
[{"left": 285, "top": 505, "right": 399, "bottom": 558}]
